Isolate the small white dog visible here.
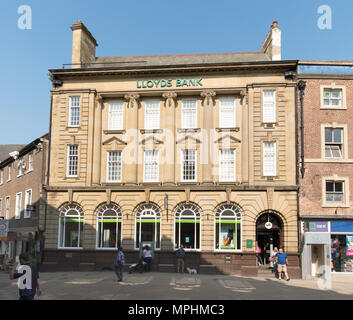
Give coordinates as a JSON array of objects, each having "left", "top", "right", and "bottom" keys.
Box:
[{"left": 186, "top": 267, "right": 197, "bottom": 275}]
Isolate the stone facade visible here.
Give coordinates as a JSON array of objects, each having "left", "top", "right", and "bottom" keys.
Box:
[{"left": 43, "top": 21, "right": 300, "bottom": 277}]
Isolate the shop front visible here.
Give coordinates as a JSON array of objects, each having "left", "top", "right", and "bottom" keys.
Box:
[{"left": 302, "top": 220, "right": 353, "bottom": 279}]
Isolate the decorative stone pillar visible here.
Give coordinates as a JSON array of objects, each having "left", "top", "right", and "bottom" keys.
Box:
[
  {"left": 124, "top": 93, "right": 140, "bottom": 185},
  {"left": 201, "top": 90, "right": 216, "bottom": 184},
  {"left": 162, "top": 92, "right": 177, "bottom": 185},
  {"left": 92, "top": 94, "right": 103, "bottom": 185}
]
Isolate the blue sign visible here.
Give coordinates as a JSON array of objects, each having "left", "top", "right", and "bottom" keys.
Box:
[
  {"left": 309, "top": 222, "right": 328, "bottom": 232},
  {"left": 185, "top": 237, "right": 190, "bottom": 243},
  {"left": 331, "top": 221, "right": 353, "bottom": 233}
]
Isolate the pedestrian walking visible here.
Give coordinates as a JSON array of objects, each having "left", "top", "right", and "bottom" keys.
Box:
[
  {"left": 271, "top": 247, "right": 279, "bottom": 278},
  {"left": 276, "top": 247, "right": 290, "bottom": 281},
  {"left": 9, "top": 253, "right": 42, "bottom": 300},
  {"left": 256, "top": 245, "right": 263, "bottom": 266},
  {"left": 175, "top": 245, "right": 185, "bottom": 273},
  {"left": 142, "top": 245, "right": 153, "bottom": 272},
  {"left": 115, "top": 247, "right": 125, "bottom": 282}
]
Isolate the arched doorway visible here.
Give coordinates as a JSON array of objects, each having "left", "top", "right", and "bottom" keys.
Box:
[{"left": 256, "top": 212, "right": 283, "bottom": 266}]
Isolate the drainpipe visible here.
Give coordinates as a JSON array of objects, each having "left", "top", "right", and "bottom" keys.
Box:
[
  {"left": 298, "top": 80, "right": 306, "bottom": 179},
  {"left": 297, "top": 79, "right": 306, "bottom": 279}
]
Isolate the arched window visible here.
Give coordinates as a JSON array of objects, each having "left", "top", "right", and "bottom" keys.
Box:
[
  {"left": 96, "top": 204, "right": 122, "bottom": 249},
  {"left": 135, "top": 204, "right": 161, "bottom": 250},
  {"left": 58, "top": 204, "right": 84, "bottom": 248},
  {"left": 175, "top": 203, "right": 200, "bottom": 250},
  {"left": 215, "top": 204, "right": 242, "bottom": 251}
]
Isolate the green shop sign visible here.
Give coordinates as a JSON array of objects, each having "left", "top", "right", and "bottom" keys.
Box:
[{"left": 136, "top": 78, "right": 203, "bottom": 89}]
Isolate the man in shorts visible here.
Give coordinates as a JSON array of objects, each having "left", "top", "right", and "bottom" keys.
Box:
[
  {"left": 9, "top": 253, "right": 42, "bottom": 300},
  {"left": 276, "top": 247, "right": 290, "bottom": 281}
]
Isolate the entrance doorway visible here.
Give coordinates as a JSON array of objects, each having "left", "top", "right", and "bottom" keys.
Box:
[{"left": 256, "top": 213, "right": 283, "bottom": 266}]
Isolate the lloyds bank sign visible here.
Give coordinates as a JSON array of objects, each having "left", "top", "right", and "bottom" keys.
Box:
[{"left": 136, "top": 78, "right": 203, "bottom": 89}]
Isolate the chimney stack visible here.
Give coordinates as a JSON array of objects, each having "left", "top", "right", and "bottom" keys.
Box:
[
  {"left": 70, "top": 20, "right": 98, "bottom": 68},
  {"left": 260, "top": 20, "right": 281, "bottom": 61}
]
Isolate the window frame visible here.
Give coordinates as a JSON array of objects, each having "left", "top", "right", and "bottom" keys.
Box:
[
  {"left": 134, "top": 204, "right": 161, "bottom": 250},
  {"left": 96, "top": 204, "right": 122, "bottom": 250},
  {"left": 322, "top": 176, "right": 349, "bottom": 208},
  {"left": 263, "top": 141, "right": 277, "bottom": 177},
  {"left": 28, "top": 152, "right": 34, "bottom": 172},
  {"left": 106, "top": 151, "right": 122, "bottom": 183},
  {"left": 262, "top": 90, "right": 276, "bottom": 124},
  {"left": 7, "top": 166, "right": 11, "bottom": 182},
  {"left": 219, "top": 149, "right": 236, "bottom": 182},
  {"left": 181, "top": 99, "right": 198, "bottom": 129},
  {"left": 324, "top": 128, "right": 343, "bottom": 159},
  {"left": 320, "top": 85, "right": 346, "bottom": 110},
  {"left": 214, "top": 204, "right": 242, "bottom": 252},
  {"left": 68, "top": 96, "right": 81, "bottom": 127},
  {"left": 15, "top": 192, "right": 22, "bottom": 220},
  {"left": 58, "top": 204, "right": 84, "bottom": 249},
  {"left": 66, "top": 145, "right": 79, "bottom": 178},
  {"left": 144, "top": 100, "right": 160, "bottom": 130},
  {"left": 0, "top": 169, "right": 3, "bottom": 185},
  {"left": 181, "top": 149, "right": 197, "bottom": 182},
  {"left": 24, "top": 189, "right": 32, "bottom": 219},
  {"left": 219, "top": 97, "right": 236, "bottom": 128},
  {"left": 143, "top": 150, "right": 159, "bottom": 182},
  {"left": 5, "top": 196, "right": 10, "bottom": 220},
  {"left": 108, "top": 101, "right": 124, "bottom": 131},
  {"left": 174, "top": 203, "right": 201, "bottom": 251}
]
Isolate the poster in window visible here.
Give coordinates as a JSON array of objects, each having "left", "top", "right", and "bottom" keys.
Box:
[
  {"left": 220, "top": 224, "right": 235, "bottom": 249},
  {"left": 346, "top": 235, "right": 353, "bottom": 256},
  {"left": 70, "top": 231, "right": 79, "bottom": 247}
]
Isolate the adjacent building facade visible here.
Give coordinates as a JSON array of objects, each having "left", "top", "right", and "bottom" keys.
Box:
[
  {"left": 0, "top": 135, "right": 48, "bottom": 265},
  {"left": 42, "top": 20, "right": 301, "bottom": 277},
  {"left": 298, "top": 61, "right": 353, "bottom": 278}
]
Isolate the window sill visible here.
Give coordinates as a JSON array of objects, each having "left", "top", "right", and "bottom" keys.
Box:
[
  {"left": 57, "top": 247, "right": 83, "bottom": 250},
  {"left": 322, "top": 204, "right": 349, "bottom": 208},
  {"left": 140, "top": 129, "right": 163, "bottom": 134},
  {"left": 26, "top": 170, "right": 33, "bottom": 174},
  {"left": 64, "top": 176, "right": 79, "bottom": 179},
  {"left": 261, "top": 123, "right": 278, "bottom": 129},
  {"left": 96, "top": 248, "right": 118, "bottom": 251},
  {"left": 215, "top": 127, "right": 240, "bottom": 133},
  {"left": 178, "top": 128, "right": 201, "bottom": 133},
  {"left": 320, "top": 106, "right": 346, "bottom": 110},
  {"left": 104, "top": 130, "right": 126, "bottom": 134}
]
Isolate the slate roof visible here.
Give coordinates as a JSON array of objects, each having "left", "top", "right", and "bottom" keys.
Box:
[
  {"left": 91, "top": 51, "right": 271, "bottom": 68},
  {"left": 0, "top": 145, "right": 26, "bottom": 163}
]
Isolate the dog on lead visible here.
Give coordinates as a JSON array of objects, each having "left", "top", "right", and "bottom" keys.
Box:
[{"left": 186, "top": 267, "right": 197, "bottom": 275}]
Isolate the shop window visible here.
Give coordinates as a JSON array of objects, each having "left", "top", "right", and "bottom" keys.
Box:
[
  {"left": 325, "top": 128, "right": 343, "bottom": 158},
  {"left": 96, "top": 204, "right": 122, "bottom": 249},
  {"left": 135, "top": 204, "right": 161, "bottom": 250},
  {"left": 326, "top": 181, "right": 344, "bottom": 203},
  {"left": 215, "top": 204, "right": 242, "bottom": 251},
  {"left": 108, "top": 102, "right": 124, "bottom": 130},
  {"left": 58, "top": 204, "right": 84, "bottom": 249},
  {"left": 331, "top": 235, "right": 353, "bottom": 273},
  {"left": 174, "top": 203, "right": 200, "bottom": 250}
]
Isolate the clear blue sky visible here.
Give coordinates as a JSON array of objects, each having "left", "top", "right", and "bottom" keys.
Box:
[{"left": 0, "top": 0, "right": 352, "bottom": 144}]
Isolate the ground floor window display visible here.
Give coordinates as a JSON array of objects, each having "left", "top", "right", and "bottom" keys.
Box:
[
  {"left": 135, "top": 204, "right": 161, "bottom": 249},
  {"left": 331, "top": 221, "right": 353, "bottom": 273},
  {"left": 215, "top": 204, "right": 241, "bottom": 250},
  {"left": 59, "top": 204, "right": 84, "bottom": 248},
  {"left": 96, "top": 204, "right": 122, "bottom": 249},
  {"left": 174, "top": 203, "right": 200, "bottom": 250}
]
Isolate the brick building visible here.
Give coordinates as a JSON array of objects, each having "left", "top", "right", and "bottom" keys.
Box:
[
  {"left": 297, "top": 61, "right": 353, "bottom": 278},
  {"left": 0, "top": 135, "right": 48, "bottom": 265},
  {"left": 42, "top": 20, "right": 300, "bottom": 277}
]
